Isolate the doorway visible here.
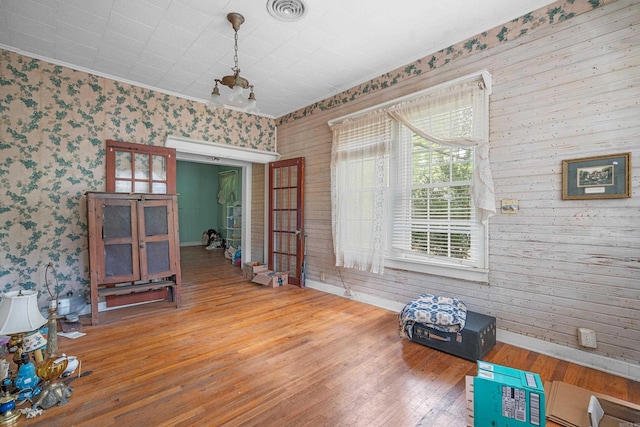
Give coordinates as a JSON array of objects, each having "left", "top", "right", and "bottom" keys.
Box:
[
  {"left": 176, "top": 161, "right": 242, "bottom": 248},
  {"left": 165, "top": 135, "right": 281, "bottom": 266}
]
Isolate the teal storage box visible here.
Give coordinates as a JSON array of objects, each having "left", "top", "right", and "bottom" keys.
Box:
[{"left": 466, "top": 361, "right": 545, "bottom": 427}]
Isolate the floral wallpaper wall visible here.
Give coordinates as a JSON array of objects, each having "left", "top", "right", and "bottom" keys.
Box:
[
  {"left": 0, "top": 49, "right": 275, "bottom": 309},
  {"left": 0, "top": 0, "right": 612, "bottom": 311}
]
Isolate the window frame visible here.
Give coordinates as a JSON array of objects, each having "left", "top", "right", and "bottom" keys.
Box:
[
  {"left": 105, "top": 140, "right": 177, "bottom": 194},
  {"left": 386, "top": 121, "right": 488, "bottom": 283},
  {"left": 329, "top": 71, "right": 492, "bottom": 283}
]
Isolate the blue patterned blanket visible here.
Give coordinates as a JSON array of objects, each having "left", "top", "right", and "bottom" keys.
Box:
[{"left": 399, "top": 293, "right": 467, "bottom": 339}]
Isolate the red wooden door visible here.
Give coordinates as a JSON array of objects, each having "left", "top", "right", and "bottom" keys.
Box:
[{"left": 268, "top": 158, "right": 305, "bottom": 287}]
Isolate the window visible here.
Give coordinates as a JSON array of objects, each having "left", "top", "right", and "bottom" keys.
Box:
[
  {"left": 330, "top": 72, "right": 494, "bottom": 282},
  {"left": 391, "top": 128, "right": 476, "bottom": 259},
  {"left": 106, "top": 140, "right": 176, "bottom": 194}
]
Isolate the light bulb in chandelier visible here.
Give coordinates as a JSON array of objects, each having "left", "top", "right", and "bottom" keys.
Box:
[
  {"left": 246, "top": 86, "right": 258, "bottom": 113},
  {"left": 209, "top": 81, "right": 223, "bottom": 108},
  {"left": 228, "top": 85, "right": 248, "bottom": 107}
]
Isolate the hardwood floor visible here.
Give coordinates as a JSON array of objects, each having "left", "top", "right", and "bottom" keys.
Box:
[{"left": 23, "top": 246, "right": 639, "bottom": 426}]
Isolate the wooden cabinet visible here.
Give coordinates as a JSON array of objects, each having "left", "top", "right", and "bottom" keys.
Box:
[{"left": 87, "top": 192, "right": 182, "bottom": 324}]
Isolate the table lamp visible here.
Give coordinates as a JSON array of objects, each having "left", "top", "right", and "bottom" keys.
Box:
[
  {"left": 23, "top": 331, "right": 47, "bottom": 364},
  {"left": 0, "top": 290, "right": 48, "bottom": 364},
  {"left": 0, "top": 290, "right": 48, "bottom": 425},
  {"left": 35, "top": 264, "right": 72, "bottom": 401}
]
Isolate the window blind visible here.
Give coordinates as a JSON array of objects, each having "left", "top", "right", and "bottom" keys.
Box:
[{"left": 389, "top": 83, "right": 483, "bottom": 265}]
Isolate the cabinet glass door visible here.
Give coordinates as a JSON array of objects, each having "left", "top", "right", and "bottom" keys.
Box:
[
  {"left": 97, "top": 199, "right": 140, "bottom": 284},
  {"left": 138, "top": 198, "right": 178, "bottom": 280}
]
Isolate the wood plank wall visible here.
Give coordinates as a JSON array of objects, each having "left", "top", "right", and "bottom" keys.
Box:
[
  {"left": 250, "top": 163, "right": 266, "bottom": 263},
  {"left": 252, "top": 1, "right": 640, "bottom": 371}
]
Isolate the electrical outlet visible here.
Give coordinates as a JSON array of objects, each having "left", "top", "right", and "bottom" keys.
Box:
[
  {"left": 320, "top": 272, "right": 325, "bottom": 282},
  {"left": 577, "top": 328, "right": 597, "bottom": 348}
]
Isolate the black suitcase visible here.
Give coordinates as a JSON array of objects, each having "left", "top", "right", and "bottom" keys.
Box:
[{"left": 411, "top": 310, "right": 496, "bottom": 361}]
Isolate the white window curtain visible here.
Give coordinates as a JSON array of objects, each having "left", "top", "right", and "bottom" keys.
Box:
[
  {"left": 386, "top": 81, "right": 495, "bottom": 223},
  {"left": 330, "top": 111, "right": 391, "bottom": 274},
  {"left": 330, "top": 75, "right": 495, "bottom": 275}
]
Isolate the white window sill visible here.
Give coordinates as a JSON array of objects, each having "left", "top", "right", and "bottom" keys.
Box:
[{"left": 385, "top": 257, "right": 489, "bottom": 284}]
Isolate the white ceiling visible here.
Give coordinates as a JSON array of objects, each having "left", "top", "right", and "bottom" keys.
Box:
[{"left": 0, "top": 0, "right": 558, "bottom": 118}]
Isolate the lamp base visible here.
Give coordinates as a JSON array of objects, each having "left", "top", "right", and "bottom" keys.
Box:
[
  {"left": 0, "top": 409, "right": 20, "bottom": 426},
  {"left": 0, "top": 381, "right": 19, "bottom": 426},
  {"left": 32, "top": 381, "right": 73, "bottom": 410}
]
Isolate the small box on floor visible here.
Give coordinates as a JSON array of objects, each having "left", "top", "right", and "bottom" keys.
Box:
[
  {"left": 252, "top": 271, "right": 288, "bottom": 287},
  {"left": 589, "top": 395, "right": 640, "bottom": 427},
  {"left": 243, "top": 262, "right": 268, "bottom": 280},
  {"left": 411, "top": 310, "right": 496, "bottom": 361},
  {"left": 544, "top": 380, "right": 640, "bottom": 427},
  {"left": 466, "top": 361, "right": 545, "bottom": 427}
]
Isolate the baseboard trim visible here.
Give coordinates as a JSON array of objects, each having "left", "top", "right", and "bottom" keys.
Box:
[
  {"left": 305, "top": 279, "right": 640, "bottom": 381},
  {"left": 82, "top": 299, "right": 168, "bottom": 321},
  {"left": 496, "top": 329, "right": 640, "bottom": 381}
]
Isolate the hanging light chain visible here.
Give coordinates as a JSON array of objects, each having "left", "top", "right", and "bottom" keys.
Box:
[{"left": 232, "top": 27, "right": 240, "bottom": 74}]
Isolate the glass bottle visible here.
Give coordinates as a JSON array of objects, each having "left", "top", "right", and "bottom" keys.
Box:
[{"left": 14, "top": 353, "right": 38, "bottom": 400}]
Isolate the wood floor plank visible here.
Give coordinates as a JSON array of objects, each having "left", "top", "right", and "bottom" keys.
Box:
[{"left": 18, "top": 246, "right": 639, "bottom": 426}]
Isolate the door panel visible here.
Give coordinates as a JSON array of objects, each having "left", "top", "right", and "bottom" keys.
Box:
[
  {"left": 269, "top": 158, "right": 305, "bottom": 287},
  {"left": 138, "top": 198, "right": 179, "bottom": 280},
  {"left": 95, "top": 198, "right": 140, "bottom": 284}
]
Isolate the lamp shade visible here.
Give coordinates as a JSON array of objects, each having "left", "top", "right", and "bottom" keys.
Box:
[
  {"left": 0, "top": 290, "right": 48, "bottom": 335},
  {"left": 23, "top": 331, "right": 47, "bottom": 353}
]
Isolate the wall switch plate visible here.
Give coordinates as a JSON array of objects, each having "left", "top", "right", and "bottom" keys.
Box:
[
  {"left": 578, "top": 327, "right": 597, "bottom": 348},
  {"left": 501, "top": 199, "right": 519, "bottom": 214}
]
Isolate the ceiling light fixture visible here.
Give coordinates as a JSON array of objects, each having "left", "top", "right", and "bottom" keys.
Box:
[
  {"left": 210, "top": 13, "right": 258, "bottom": 113},
  {"left": 267, "top": 0, "right": 307, "bottom": 22}
]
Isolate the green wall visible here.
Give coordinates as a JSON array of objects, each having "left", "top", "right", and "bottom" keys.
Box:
[{"left": 176, "top": 161, "right": 241, "bottom": 245}]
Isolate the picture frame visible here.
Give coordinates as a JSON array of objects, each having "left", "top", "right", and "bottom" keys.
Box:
[{"left": 562, "top": 152, "right": 631, "bottom": 200}]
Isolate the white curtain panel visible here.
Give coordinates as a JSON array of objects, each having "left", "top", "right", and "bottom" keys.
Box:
[{"left": 330, "top": 111, "right": 391, "bottom": 274}]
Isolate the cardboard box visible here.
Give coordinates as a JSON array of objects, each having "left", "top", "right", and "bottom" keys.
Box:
[
  {"left": 466, "top": 361, "right": 545, "bottom": 427},
  {"left": 589, "top": 395, "right": 640, "bottom": 427},
  {"left": 545, "top": 380, "right": 640, "bottom": 427},
  {"left": 252, "top": 271, "right": 288, "bottom": 287},
  {"left": 242, "top": 262, "right": 268, "bottom": 280}
]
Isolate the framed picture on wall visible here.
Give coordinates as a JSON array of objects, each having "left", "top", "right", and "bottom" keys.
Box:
[{"left": 562, "top": 152, "right": 631, "bottom": 200}]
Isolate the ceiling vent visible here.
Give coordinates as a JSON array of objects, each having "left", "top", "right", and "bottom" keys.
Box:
[{"left": 266, "top": 0, "right": 307, "bottom": 22}]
